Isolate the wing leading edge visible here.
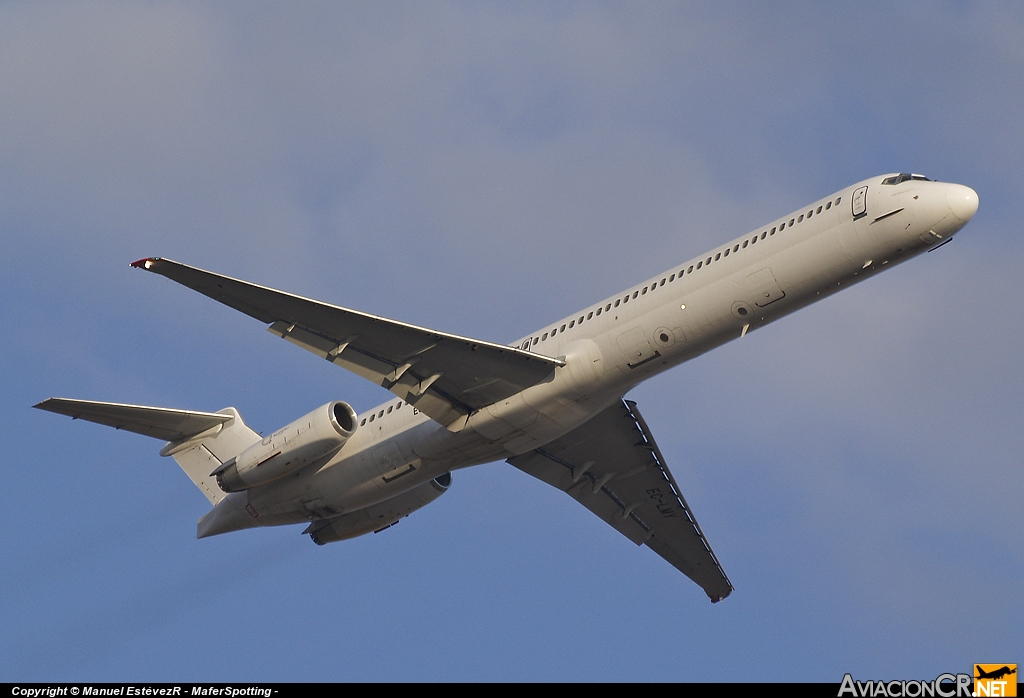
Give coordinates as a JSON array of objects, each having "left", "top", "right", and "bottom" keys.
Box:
[
  {"left": 131, "top": 258, "right": 563, "bottom": 430},
  {"left": 508, "top": 399, "right": 733, "bottom": 602}
]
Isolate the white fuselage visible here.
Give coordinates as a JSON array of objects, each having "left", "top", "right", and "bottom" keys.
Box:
[{"left": 230, "top": 175, "right": 977, "bottom": 528}]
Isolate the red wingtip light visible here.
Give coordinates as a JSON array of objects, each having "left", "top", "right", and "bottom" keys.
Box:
[{"left": 130, "top": 258, "right": 157, "bottom": 269}]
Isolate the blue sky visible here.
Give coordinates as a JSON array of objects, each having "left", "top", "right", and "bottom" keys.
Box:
[{"left": 2, "top": 2, "right": 1020, "bottom": 682}]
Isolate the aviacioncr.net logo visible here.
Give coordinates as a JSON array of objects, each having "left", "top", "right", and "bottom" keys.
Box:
[
  {"left": 838, "top": 673, "right": 973, "bottom": 698},
  {"left": 974, "top": 665, "right": 1017, "bottom": 697}
]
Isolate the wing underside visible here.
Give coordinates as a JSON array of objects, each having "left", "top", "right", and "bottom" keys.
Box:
[
  {"left": 508, "top": 399, "right": 733, "bottom": 602},
  {"left": 131, "top": 258, "right": 563, "bottom": 430}
]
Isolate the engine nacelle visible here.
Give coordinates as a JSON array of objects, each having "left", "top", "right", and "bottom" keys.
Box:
[
  {"left": 214, "top": 401, "right": 358, "bottom": 492},
  {"left": 308, "top": 473, "right": 452, "bottom": 545}
]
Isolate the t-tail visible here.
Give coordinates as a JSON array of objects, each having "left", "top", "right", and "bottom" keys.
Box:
[{"left": 33, "top": 398, "right": 264, "bottom": 534}]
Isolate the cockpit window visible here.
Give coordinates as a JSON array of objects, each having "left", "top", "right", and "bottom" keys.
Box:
[{"left": 882, "top": 173, "right": 931, "bottom": 185}]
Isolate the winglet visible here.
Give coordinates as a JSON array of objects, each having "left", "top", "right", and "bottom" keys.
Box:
[{"left": 130, "top": 257, "right": 160, "bottom": 270}]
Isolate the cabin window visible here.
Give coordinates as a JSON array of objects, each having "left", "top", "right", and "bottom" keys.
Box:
[
  {"left": 606, "top": 303, "right": 612, "bottom": 311},
  {"left": 688, "top": 266, "right": 693, "bottom": 273},
  {"left": 669, "top": 274, "right": 675, "bottom": 282},
  {"left": 660, "top": 279, "right": 665, "bottom": 286},
  {"left": 742, "top": 240, "right": 748, "bottom": 248},
  {"left": 771, "top": 226, "right": 777, "bottom": 234},
  {"left": 733, "top": 244, "right": 739, "bottom": 252},
  {"left": 369, "top": 414, "right": 375, "bottom": 422},
  {"left": 817, "top": 206, "right": 822, "bottom": 214},
  {"left": 542, "top": 333, "right": 548, "bottom": 340},
  {"left": 751, "top": 237, "right": 757, "bottom": 244},
  {"left": 588, "top": 311, "right": 594, "bottom": 319},
  {"left": 532, "top": 337, "right": 538, "bottom": 346},
  {"left": 596, "top": 307, "right": 602, "bottom": 315},
  {"left": 715, "top": 253, "right": 721, "bottom": 261},
  {"left": 836, "top": 197, "right": 842, "bottom": 204},
  {"left": 723, "top": 248, "right": 729, "bottom": 257},
  {"left": 614, "top": 299, "right": 620, "bottom": 307},
  {"left": 632, "top": 291, "right": 638, "bottom": 299},
  {"left": 642, "top": 287, "right": 648, "bottom": 295},
  {"left": 798, "top": 215, "right": 804, "bottom": 222},
  {"left": 826, "top": 201, "right": 831, "bottom": 210},
  {"left": 387, "top": 406, "right": 393, "bottom": 414},
  {"left": 360, "top": 418, "right": 366, "bottom": 426},
  {"left": 397, "top": 402, "right": 402, "bottom": 409},
  {"left": 378, "top": 410, "right": 384, "bottom": 418},
  {"left": 569, "top": 320, "right": 575, "bottom": 328},
  {"left": 561, "top": 324, "right": 566, "bottom": 332},
  {"left": 707, "top": 257, "right": 712, "bottom": 265},
  {"left": 697, "top": 261, "right": 703, "bottom": 269},
  {"left": 789, "top": 219, "right": 794, "bottom": 227}
]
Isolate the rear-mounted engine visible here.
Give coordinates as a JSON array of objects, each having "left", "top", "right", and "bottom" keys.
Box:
[
  {"left": 308, "top": 473, "right": 452, "bottom": 545},
  {"left": 213, "top": 401, "right": 358, "bottom": 492}
]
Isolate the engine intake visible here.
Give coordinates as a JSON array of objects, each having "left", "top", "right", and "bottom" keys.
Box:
[{"left": 214, "top": 401, "right": 358, "bottom": 492}]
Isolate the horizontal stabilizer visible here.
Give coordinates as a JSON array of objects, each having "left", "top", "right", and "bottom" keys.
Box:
[
  {"left": 34, "top": 398, "right": 232, "bottom": 442},
  {"left": 130, "top": 257, "right": 564, "bottom": 430},
  {"left": 35, "top": 398, "right": 261, "bottom": 505}
]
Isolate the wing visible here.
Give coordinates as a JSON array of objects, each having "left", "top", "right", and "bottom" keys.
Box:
[
  {"left": 507, "top": 399, "right": 733, "bottom": 602},
  {"left": 34, "top": 398, "right": 232, "bottom": 442},
  {"left": 131, "top": 258, "right": 563, "bottom": 431}
]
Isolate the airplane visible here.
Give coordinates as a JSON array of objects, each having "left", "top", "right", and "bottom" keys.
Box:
[
  {"left": 35, "top": 173, "right": 979, "bottom": 603},
  {"left": 975, "top": 666, "right": 1016, "bottom": 681}
]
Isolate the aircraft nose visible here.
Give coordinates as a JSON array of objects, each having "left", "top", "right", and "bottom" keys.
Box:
[{"left": 946, "top": 184, "right": 979, "bottom": 223}]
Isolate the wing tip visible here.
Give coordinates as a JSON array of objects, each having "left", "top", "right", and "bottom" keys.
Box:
[
  {"left": 708, "top": 588, "right": 733, "bottom": 603},
  {"left": 130, "top": 257, "right": 160, "bottom": 270}
]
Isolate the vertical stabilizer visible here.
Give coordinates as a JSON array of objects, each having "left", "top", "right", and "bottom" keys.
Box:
[
  {"left": 159, "top": 407, "right": 262, "bottom": 505},
  {"left": 35, "top": 399, "right": 263, "bottom": 507}
]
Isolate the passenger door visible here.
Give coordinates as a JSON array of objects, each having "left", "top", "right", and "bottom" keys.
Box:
[{"left": 852, "top": 185, "right": 868, "bottom": 220}]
